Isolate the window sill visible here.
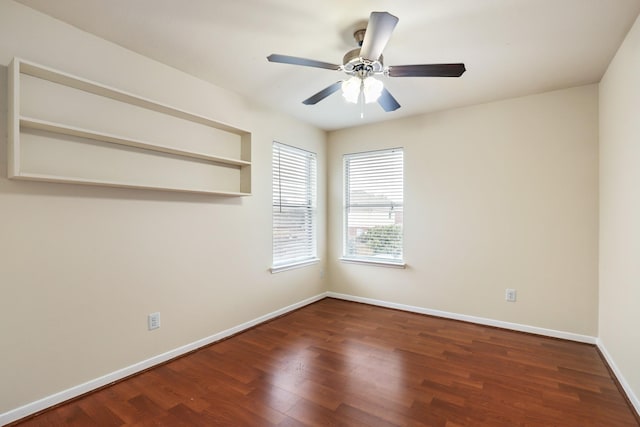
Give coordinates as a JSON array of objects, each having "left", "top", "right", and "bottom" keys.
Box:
[
  {"left": 270, "top": 258, "right": 320, "bottom": 274},
  {"left": 339, "top": 257, "right": 406, "bottom": 269}
]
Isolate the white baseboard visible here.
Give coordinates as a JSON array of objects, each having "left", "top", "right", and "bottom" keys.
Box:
[
  {"left": 326, "top": 292, "right": 597, "bottom": 344},
  {"left": 0, "top": 292, "right": 328, "bottom": 426},
  {"left": 596, "top": 339, "right": 640, "bottom": 417}
]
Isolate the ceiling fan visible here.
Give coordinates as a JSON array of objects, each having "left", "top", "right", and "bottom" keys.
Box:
[{"left": 267, "top": 11, "right": 466, "bottom": 113}]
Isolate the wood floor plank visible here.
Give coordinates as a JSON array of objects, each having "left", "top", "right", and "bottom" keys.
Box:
[{"left": 10, "top": 298, "right": 640, "bottom": 426}]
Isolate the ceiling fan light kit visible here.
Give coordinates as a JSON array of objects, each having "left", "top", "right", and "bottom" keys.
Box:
[
  {"left": 341, "top": 76, "right": 383, "bottom": 104},
  {"left": 267, "top": 11, "right": 466, "bottom": 113}
]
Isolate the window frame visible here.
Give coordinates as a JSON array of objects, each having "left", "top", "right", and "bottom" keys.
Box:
[
  {"left": 271, "top": 141, "right": 319, "bottom": 273},
  {"left": 342, "top": 147, "right": 405, "bottom": 268}
]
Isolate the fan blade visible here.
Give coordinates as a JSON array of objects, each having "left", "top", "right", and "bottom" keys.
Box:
[
  {"left": 267, "top": 54, "right": 341, "bottom": 71},
  {"left": 359, "top": 12, "right": 399, "bottom": 61},
  {"left": 378, "top": 87, "right": 401, "bottom": 112},
  {"left": 388, "top": 63, "right": 466, "bottom": 77},
  {"left": 302, "top": 81, "right": 343, "bottom": 105}
]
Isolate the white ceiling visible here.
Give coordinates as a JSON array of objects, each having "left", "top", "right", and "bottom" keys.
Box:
[{"left": 16, "top": 0, "right": 640, "bottom": 131}]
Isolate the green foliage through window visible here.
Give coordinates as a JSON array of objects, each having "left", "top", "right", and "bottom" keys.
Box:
[{"left": 357, "top": 225, "right": 403, "bottom": 256}]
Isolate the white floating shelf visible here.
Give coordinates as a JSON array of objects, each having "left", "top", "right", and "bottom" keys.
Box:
[{"left": 8, "top": 57, "right": 252, "bottom": 196}]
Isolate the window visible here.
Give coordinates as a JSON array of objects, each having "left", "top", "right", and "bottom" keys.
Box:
[
  {"left": 343, "top": 148, "right": 404, "bottom": 266},
  {"left": 272, "top": 142, "right": 318, "bottom": 272}
]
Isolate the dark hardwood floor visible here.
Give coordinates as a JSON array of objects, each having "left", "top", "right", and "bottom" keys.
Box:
[{"left": 11, "top": 298, "right": 639, "bottom": 426}]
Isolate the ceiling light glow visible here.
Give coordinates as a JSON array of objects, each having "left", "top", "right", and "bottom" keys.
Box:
[
  {"left": 363, "top": 77, "right": 383, "bottom": 103},
  {"left": 341, "top": 76, "right": 361, "bottom": 104},
  {"left": 341, "top": 76, "right": 384, "bottom": 105}
]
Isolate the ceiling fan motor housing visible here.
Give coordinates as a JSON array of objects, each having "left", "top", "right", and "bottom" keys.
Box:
[{"left": 343, "top": 47, "right": 384, "bottom": 77}]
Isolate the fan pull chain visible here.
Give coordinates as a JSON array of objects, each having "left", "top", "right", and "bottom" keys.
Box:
[{"left": 360, "top": 81, "right": 365, "bottom": 119}]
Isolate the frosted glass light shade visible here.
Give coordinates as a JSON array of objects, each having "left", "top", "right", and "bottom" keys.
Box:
[
  {"left": 363, "top": 77, "right": 383, "bottom": 103},
  {"left": 341, "top": 76, "right": 384, "bottom": 104},
  {"left": 341, "top": 77, "right": 361, "bottom": 104}
]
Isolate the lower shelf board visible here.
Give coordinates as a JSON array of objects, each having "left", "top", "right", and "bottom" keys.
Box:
[{"left": 10, "top": 172, "right": 251, "bottom": 197}]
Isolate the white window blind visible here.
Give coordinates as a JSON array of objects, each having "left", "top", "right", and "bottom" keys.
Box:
[
  {"left": 344, "top": 148, "right": 404, "bottom": 264},
  {"left": 272, "top": 142, "right": 317, "bottom": 270}
]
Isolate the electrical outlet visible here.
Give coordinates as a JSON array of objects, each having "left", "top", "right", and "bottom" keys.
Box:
[
  {"left": 319, "top": 268, "right": 325, "bottom": 279},
  {"left": 148, "top": 312, "right": 161, "bottom": 330},
  {"left": 505, "top": 289, "right": 517, "bottom": 302}
]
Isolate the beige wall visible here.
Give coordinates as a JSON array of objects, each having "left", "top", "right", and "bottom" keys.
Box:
[
  {"left": 0, "top": 1, "right": 326, "bottom": 413},
  {"left": 599, "top": 12, "right": 640, "bottom": 406},
  {"left": 3, "top": 0, "right": 635, "bottom": 419},
  {"left": 328, "top": 85, "right": 599, "bottom": 336}
]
